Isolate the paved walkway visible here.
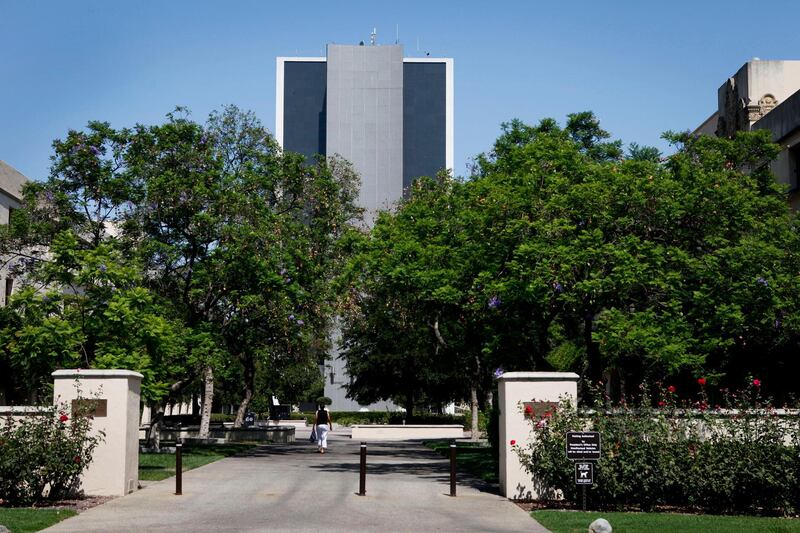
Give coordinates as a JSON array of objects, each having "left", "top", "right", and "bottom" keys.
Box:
[{"left": 45, "top": 428, "right": 549, "bottom": 532}]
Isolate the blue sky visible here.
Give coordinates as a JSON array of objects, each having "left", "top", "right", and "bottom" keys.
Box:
[{"left": 3, "top": 0, "right": 800, "bottom": 181}]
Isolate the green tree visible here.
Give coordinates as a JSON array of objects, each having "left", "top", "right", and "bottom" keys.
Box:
[
  {"left": 343, "top": 112, "right": 800, "bottom": 410},
  {"left": 0, "top": 106, "right": 360, "bottom": 443}
]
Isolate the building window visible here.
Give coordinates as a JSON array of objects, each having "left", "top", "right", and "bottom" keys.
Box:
[
  {"left": 4, "top": 278, "right": 13, "bottom": 305},
  {"left": 790, "top": 144, "right": 800, "bottom": 191}
]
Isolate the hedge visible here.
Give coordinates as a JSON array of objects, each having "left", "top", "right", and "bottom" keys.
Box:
[{"left": 516, "top": 384, "right": 800, "bottom": 515}]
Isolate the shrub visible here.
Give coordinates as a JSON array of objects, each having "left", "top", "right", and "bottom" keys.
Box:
[
  {"left": 0, "top": 401, "right": 104, "bottom": 506},
  {"left": 515, "top": 383, "right": 800, "bottom": 515}
]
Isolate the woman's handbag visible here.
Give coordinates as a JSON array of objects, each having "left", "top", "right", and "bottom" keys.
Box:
[{"left": 310, "top": 426, "right": 317, "bottom": 442}]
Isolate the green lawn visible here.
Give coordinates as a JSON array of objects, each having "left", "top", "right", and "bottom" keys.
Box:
[
  {"left": 139, "top": 443, "right": 257, "bottom": 481},
  {"left": 532, "top": 510, "right": 800, "bottom": 533},
  {"left": 424, "top": 440, "right": 498, "bottom": 483},
  {"left": 0, "top": 508, "right": 77, "bottom": 533}
]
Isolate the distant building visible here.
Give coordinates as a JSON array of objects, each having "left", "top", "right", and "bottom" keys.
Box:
[
  {"left": 277, "top": 43, "right": 453, "bottom": 224},
  {"left": 276, "top": 43, "right": 454, "bottom": 411},
  {"left": 0, "top": 160, "right": 27, "bottom": 404},
  {"left": 694, "top": 60, "right": 800, "bottom": 208},
  {"left": 0, "top": 160, "right": 27, "bottom": 307}
]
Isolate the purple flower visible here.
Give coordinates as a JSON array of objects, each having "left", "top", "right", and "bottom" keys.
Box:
[
  {"left": 285, "top": 278, "right": 292, "bottom": 283},
  {"left": 553, "top": 282, "right": 564, "bottom": 294},
  {"left": 487, "top": 296, "right": 501, "bottom": 309},
  {"left": 89, "top": 146, "right": 100, "bottom": 155},
  {"left": 757, "top": 277, "right": 769, "bottom": 287},
  {"left": 775, "top": 318, "right": 782, "bottom": 328},
  {"left": 297, "top": 320, "right": 304, "bottom": 326},
  {"left": 493, "top": 367, "right": 505, "bottom": 379},
  {"left": 99, "top": 264, "right": 106, "bottom": 272},
  {"left": 288, "top": 314, "right": 295, "bottom": 320}
]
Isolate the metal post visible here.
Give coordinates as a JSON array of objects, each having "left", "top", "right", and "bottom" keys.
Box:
[
  {"left": 449, "top": 442, "right": 457, "bottom": 497},
  {"left": 358, "top": 442, "right": 367, "bottom": 496},
  {"left": 582, "top": 484, "right": 586, "bottom": 511},
  {"left": 175, "top": 442, "right": 183, "bottom": 495}
]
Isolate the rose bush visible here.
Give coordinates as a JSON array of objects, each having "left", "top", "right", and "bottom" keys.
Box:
[
  {"left": 516, "top": 383, "right": 800, "bottom": 515},
  {"left": 0, "top": 400, "right": 104, "bottom": 505}
]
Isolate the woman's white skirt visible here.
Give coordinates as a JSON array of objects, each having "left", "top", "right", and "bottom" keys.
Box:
[{"left": 316, "top": 423, "right": 329, "bottom": 449}]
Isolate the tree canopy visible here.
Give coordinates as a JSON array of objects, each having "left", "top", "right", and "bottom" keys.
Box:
[
  {"left": 0, "top": 106, "right": 360, "bottom": 437},
  {"left": 341, "top": 113, "right": 800, "bottom": 407}
]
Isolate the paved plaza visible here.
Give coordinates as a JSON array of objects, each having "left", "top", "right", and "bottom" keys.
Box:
[{"left": 44, "top": 428, "right": 549, "bottom": 533}]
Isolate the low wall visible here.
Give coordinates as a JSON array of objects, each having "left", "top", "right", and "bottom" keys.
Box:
[
  {"left": 351, "top": 424, "right": 463, "bottom": 441},
  {"left": 0, "top": 405, "right": 50, "bottom": 425},
  {"left": 158, "top": 426, "right": 295, "bottom": 443},
  {"left": 263, "top": 420, "right": 307, "bottom": 428}
]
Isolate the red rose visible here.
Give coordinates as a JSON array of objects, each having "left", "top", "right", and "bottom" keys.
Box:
[
  {"left": 73, "top": 456, "right": 81, "bottom": 463},
  {"left": 667, "top": 385, "right": 676, "bottom": 393},
  {"left": 59, "top": 414, "right": 69, "bottom": 422},
  {"left": 697, "top": 378, "right": 706, "bottom": 386},
  {"left": 510, "top": 440, "right": 516, "bottom": 446},
  {"left": 524, "top": 405, "right": 532, "bottom": 414},
  {"left": 544, "top": 411, "right": 552, "bottom": 418},
  {"left": 753, "top": 379, "right": 761, "bottom": 388},
  {"left": 658, "top": 401, "right": 665, "bottom": 407}
]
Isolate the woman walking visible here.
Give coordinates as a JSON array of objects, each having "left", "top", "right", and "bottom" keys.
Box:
[{"left": 314, "top": 404, "right": 332, "bottom": 453}]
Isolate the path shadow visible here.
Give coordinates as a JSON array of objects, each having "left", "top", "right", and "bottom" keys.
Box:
[{"left": 225, "top": 439, "right": 501, "bottom": 495}]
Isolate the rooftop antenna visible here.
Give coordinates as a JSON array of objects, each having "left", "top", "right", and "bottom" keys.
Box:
[
  {"left": 396, "top": 24, "right": 399, "bottom": 44},
  {"left": 370, "top": 27, "right": 377, "bottom": 46}
]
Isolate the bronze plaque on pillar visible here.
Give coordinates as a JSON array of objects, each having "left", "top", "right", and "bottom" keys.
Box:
[
  {"left": 523, "top": 401, "right": 559, "bottom": 419},
  {"left": 71, "top": 399, "right": 108, "bottom": 417}
]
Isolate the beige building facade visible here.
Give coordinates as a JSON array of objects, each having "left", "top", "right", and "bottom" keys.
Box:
[
  {"left": 0, "top": 160, "right": 26, "bottom": 307},
  {"left": 695, "top": 60, "right": 800, "bottom": 208}
]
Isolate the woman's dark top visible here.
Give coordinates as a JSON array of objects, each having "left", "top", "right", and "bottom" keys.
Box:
[{"left": 316, "top": 409, "right": 329, "bottom": 425}]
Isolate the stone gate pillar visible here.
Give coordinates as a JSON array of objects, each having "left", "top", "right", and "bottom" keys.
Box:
[
  {"left": 52, "top": 369, "right": 143, "bottom": 496},
  {"left": 498, "top": 371, "right": 579, "bottom": 499}
]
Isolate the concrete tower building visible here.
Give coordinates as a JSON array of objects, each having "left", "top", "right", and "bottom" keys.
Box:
[{"left": 276, "top": 43, "right": 454, "bottom": 410}]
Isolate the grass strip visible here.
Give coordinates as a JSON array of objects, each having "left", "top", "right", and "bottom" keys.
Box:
[
  {"left": 0, "top": 508, "right": 77, "bottom": 533},
  {"left": 139, "top": 443, "right": 257, "bottom": 481},
  {"left": 532, "top": 510, "right": 800, "bottom": 533},
  {"left": 424, "top": 439, "right": 498, "bottom": 484}
]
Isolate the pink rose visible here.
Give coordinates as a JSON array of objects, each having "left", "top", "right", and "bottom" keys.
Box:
[{"left": 510, "top": 440, "right": 516, "bottom": 446}]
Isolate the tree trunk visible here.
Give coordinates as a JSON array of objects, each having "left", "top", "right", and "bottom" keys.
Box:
[
  {"left": 234, "top": 356, "right": 255, "bottom": 428},
  {"left": 584, "top": 311, "right": 602, "bottom": 385},
  {"left": 146, "top": 401, "right": 165, "bottom": 451},
  {"left": 404, "top": 390, "right": 414, "bottom": 420},
  {"left": 199, "top": 366, "right": 214, "bottom": 438},
  {"left": 470, "top": 386, "right": 479, "bottom": 442},
  {"left": 234, "top": 387, "right": 253, "bottom": 428}
]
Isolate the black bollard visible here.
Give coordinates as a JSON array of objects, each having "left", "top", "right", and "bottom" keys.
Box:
[
  {"left": 358, "top": 442, "right": 367, "bottom": 496},
  {"left": 449, "top": 442, "right": 457, "bottom": 497},
  {"left": 175, "top": 442, "right": 183, "bottom": 495}
]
